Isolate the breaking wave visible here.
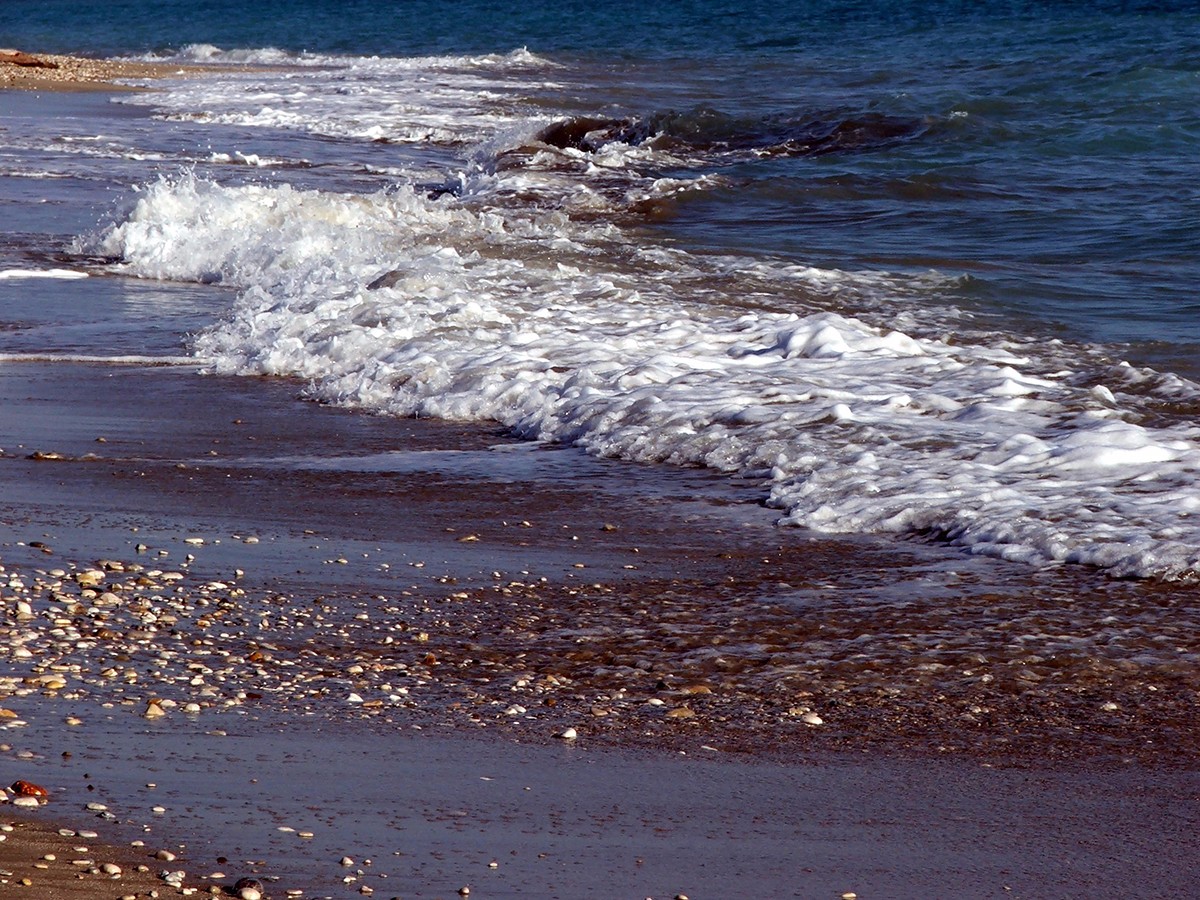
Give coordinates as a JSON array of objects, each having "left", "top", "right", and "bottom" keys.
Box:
[{"left": 88, "top": 173, "right": 1200, "bottom": 580}]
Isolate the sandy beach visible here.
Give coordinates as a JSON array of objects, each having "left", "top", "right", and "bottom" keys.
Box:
[
  {"left": 0, "top": 48, "right": 232, "bottom": 92},
  {"left": 3, "top": 49, "right": 1200, "bottom": 899}
]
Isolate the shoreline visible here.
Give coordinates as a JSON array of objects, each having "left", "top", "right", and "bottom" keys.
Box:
[
  {"left": 1, "top": 354, "right": 1199, "bottom": 897},
  {"left": 0, "top": 48, "right": 245, "bottom": 92},
  {"left": 2, "top": 358, "right": 1197, "bottom": 769}
]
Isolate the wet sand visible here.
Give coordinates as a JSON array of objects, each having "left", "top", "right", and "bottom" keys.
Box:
[
  {"left": 1, "top": 345, "right": 1199, "bottom": 897},
  {"left": 0, "top": 812, "right": 227, "bottom": 898}
]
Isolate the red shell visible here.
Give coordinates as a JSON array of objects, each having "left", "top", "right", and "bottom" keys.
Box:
[{"left": 11, "top": 780, "right": 48, "bottom": 798}]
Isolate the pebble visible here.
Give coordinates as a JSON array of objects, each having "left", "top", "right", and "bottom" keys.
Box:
[
  {"left": 162, "top": 868, "right": 186, "bottom": 886},
  {"left": 144, "top": 700, "right": 167, "bottom": 719},
  {"left": 557, "top": 727, "right": 578, "bottom": 741}
]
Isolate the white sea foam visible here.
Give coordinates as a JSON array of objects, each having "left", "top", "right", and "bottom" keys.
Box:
[
  {"left": 0, "top": 352, "right": 196, "bottom": 366},
  {"left": 118, "top": 47, "right": 558, "bottom": 149},
  {"left": 90, "top": 173, "right": 1200, "bottom": 580},
  {"left": 0, "top": 268, "right": 88, "bottom": 280}
]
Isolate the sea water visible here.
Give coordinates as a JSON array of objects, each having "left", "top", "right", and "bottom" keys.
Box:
[{"left": 2, "top": 0, "right": 1199, "bottom": 579}]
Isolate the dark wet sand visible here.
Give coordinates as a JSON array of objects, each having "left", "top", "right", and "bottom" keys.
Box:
[
  {"left": 0, "top": 811, "right": 224, "bottom": 898},
  {"left": 1, "top": 349, "right": 1199, "bottom": 896}
]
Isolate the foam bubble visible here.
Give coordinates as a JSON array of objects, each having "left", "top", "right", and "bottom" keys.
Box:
[{"left": 0, "top": 268, "right": 88, "bottom": 280}]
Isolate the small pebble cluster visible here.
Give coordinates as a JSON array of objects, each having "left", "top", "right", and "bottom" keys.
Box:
[
  {"left": 0, "top": 48, "right": 233, "bottom": 90},
  {"left": 1, "top": 529, "right": 1198, "bottom": 763}
]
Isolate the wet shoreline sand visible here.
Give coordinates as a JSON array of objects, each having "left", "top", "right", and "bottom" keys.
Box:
[
  {"left": 2, "top": 352, "right": 1199, "bottom": 897},
  {"left": 4, "top": 356, "right": 1198, "bottom": 765}
]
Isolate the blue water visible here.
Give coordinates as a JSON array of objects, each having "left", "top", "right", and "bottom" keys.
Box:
[{"left": 5, "top": 0, "right": 1198, "bottom": 363}]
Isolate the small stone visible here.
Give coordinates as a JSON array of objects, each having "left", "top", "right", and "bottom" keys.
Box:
[
  {"left": 154, "top": 849, "right": 177, "bottom": 861},
  {"left": 557, "top": 727, "right": 577, "bottom": 741},
  {"left": 665, "top": 707, "right": 696, "bottom": 719},
  {"left": 802, "top": 712, "right": 824, "bottom": 726},
  {"left": 76, "top": 570, "right": 106, "bottom": 587},
  {"left": 102, "top": 862, "right": 123, "bottom": 877},
  {"left": 458, "top": 888, "right": 470, "bottom": 897},
  {"left": 340, "top": 856, "right": 355, "bottom": 866}
]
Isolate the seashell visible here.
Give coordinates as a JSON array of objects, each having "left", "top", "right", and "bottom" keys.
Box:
[{"left": 11, "top": 780, "right": 48, "bottom": 798}]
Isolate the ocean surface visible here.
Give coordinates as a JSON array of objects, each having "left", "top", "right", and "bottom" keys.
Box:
[{"left": 2, "top": 0, "right": 1200, "bottom": 579}]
